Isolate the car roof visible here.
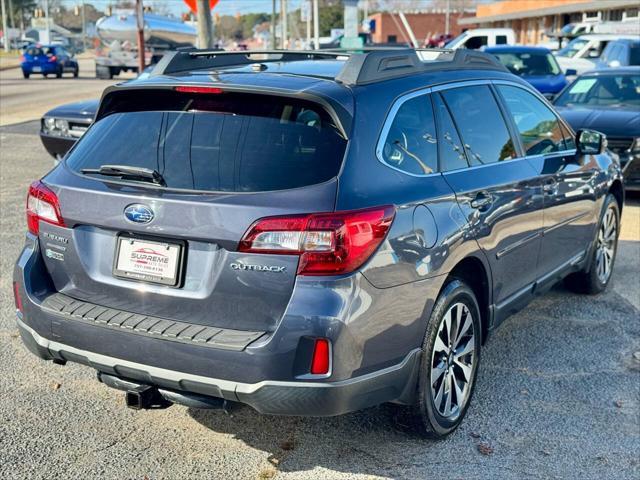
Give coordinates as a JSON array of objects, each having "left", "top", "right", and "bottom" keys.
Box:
[
  {"left": 485, "top": 45, "right": 551, "bottom": 54},
  {"left": 97, "top": 48, "right": 517, "bottom": 139},
  {"left": 461, "top": 28, "right": 513, "bottom": 34},
  {"left": 606, "top": 38, "right": 640, "bottom": 45},
  {"left": 581, "top": 66, "right": 640, "bottom": 76},
  {"left": 576, "top": 34, "right": 640, "bottom": 40}
]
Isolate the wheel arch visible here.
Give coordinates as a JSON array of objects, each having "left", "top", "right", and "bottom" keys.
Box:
[
  {"left": 446, "top": 255, "right": 492, "bottom": 344},
  {"left": 609, "top": 179, "right": 624, "bottom": 213}
]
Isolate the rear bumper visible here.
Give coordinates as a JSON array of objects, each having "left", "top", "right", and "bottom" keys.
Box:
[
  {"left": 13, "top": 237, "right": 426, "bottom": 416},
  {"left": 16, "top": 315, "right": 419, "bottom": 416}
]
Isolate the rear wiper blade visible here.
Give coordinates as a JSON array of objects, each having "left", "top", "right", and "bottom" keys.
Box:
[{"left": 81, "top": 164, "right": 166, "bottom": 186}]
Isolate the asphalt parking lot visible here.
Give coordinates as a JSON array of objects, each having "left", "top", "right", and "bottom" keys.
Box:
[{"left": 0, "top": 121, "right": 638, "bottom": 479}]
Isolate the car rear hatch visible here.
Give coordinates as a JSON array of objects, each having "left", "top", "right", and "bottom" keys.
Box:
[{"left": 35, "top": 87, "right": 350, "bottom": 334}]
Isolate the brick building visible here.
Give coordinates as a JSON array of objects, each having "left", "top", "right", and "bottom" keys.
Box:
[
  {"left": 459, "top": 0, "right": 640, "bottom": 45},
  {"left": 369, "top": 11, "right": 474, "bottom": 45}
]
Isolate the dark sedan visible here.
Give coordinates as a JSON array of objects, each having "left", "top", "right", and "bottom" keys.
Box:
[
  {"left": 554, "top": 67, "right": 640, "bottom": 191},
  {"left": 40, "top": 99, "right": 97, "bottom": 161}
]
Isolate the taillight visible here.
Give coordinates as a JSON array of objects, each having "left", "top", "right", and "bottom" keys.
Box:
[
  {"left": 13, "top": 282, "right": 23, "bottom": 313},
  {"left": 310, "top": 338, "right": 330, "bottom": 375},
  {"left": 175, "top": 86, "right": 223, "bottom": 94},
  {"left": 48, "top": 55, "right": 57, "bottom": 62},
  {"left": 26, "top": 181, "right": 65, "bottom": 235},
  {"left": 239, "top": 206, "right": 395, "bottom": 276},
  {"left": 19, "top": 54, "right": 25, "bottom": 62}
]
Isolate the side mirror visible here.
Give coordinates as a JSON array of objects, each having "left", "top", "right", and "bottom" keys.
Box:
[
  {"left": 576, "top": 129, "right": 606, "bottom": 155},
  {"left": 565, "top": 68, "right": 577, "bottom": 76}
]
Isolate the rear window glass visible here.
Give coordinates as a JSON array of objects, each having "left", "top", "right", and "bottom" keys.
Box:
[
  {"left": 66, "top": 93, "right": 347, "bottom": 192},
  {"left": 630, "top": 46, "right": 640, "bottom": 66}
]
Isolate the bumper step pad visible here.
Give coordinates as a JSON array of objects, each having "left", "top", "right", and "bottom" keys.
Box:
[{"left": 41, "top": 293, "right": 265, "bottom": 351}]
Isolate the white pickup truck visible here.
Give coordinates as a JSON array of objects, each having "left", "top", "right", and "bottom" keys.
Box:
[
  {"left": 554, "top": 34, "right": 640, "bottom": 75},
  {"left": 445, "top": 28, "right": 516, "bottom": 50}
]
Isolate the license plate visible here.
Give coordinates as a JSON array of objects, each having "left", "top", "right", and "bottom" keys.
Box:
[
  {"left": 114, "top": 236, "right": 183, "bottom": 286},
  {"left": 32, "top": 66, "right": 41, "bottom": 72}
]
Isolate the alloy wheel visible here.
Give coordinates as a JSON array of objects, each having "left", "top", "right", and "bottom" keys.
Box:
[
  {"left": 595, "top": 206, "right": 617, "bottom": 284},
  {"left": 430, "top": 302, "right": 476, "bottom": 420}
]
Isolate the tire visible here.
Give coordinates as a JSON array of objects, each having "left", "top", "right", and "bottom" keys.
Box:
[
  {"left": 409, "top": 279, "right": 482, "bottom": 438},
  {"left": 56, "top": 66, "right": 63, "bottom": 78},
  {"left": 73, "top": 67, "right": 79, "bottom": 78},
  {"left": 565, "top": 194, "right": 620, "bottom": 294},
  {"left": 22, "top": 71, "right": 29, "bottom": 79},
  {"left": 96, "top": 65, "right": 113, "bottom": 79}
]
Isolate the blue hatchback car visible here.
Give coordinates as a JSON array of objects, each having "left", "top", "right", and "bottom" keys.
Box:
[
  {"left": 486, "top": 46, "right": 570, "bottom": 99},
  {"left": 20, "top": 44, "right": 79, "bottom": 79}
]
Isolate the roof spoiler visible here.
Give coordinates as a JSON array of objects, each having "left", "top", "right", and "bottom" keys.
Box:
[{"left": 151, "top": 48, "right": 508, "bottom": 85}]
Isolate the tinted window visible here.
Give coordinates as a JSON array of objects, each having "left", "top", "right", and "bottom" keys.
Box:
[
  {"left": 433, "top": 94, "right": 468, "bottom": 171},
  {"left": 560, "top": 123, "right": 576, "bottom": 150},
  {"left": 498, "top": 85, "right": 566, "bottom": 155},
  {"left": 554, "top": 74, "right": 640, "bottom": 107},
  {"left": 492, "top": 51, "right": 561, "bottom": 76},
  {"left": 465, "top": 36, "right": 488, "bottom": 50},
  {"left": 629, "top": 46, "right": 640, "bottom": 65},
  {"left": 26, "top": 47, "right": 43, "bottom": 56},
  {"left": 496, "top": 35, "right": 508, "bottom": 45},
  {"left": 380, "top": 94, "right": 437, "bottom": 175},
  {"left": 441, "top": 85, "right": 516, "bottom": 165},
  {"left": 66, "top": 95, "right": 347, "bottom": 192}
]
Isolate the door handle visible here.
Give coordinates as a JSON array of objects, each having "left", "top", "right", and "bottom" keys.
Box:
[
  {"left": 543, "top": 177, "right": 558, "bottom": 194},
  {"left": 470, "top": 192, "right": 492, "bottom": 209}
]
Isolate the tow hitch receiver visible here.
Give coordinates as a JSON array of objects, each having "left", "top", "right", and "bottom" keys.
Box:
[{"left": 125, "top": 385, "right": 173, "bottom": 410}]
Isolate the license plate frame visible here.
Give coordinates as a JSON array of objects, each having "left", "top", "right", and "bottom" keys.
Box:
[
  {"left": 113, "top": 234, "right": 186, "bottom": 287},
  {"left": 32, "top": 66, "right": 42, "bottom": 72}
]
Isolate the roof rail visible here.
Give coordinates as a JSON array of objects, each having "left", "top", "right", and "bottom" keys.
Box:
[{"left": 151, "top": 48, "right": 508, "bottom": 85}]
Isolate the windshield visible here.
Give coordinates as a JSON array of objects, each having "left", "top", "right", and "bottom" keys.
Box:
[
  {"left": 66, "top": 93, "right": 347, "bottom": 192},
  {"left": 554, "top": 74, "right": 640, "bottom": 108},
  {"left": 557, "top": 38, "right": 589, "bottom": 58},
  {"left": 492, "top": 51, "right": 561, "bottom": 76},
  {"left": 445, "top": 32, "right": 468, "bottom": 49}
]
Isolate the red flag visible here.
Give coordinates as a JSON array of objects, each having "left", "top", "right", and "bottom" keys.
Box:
[{"left": 183, "top": 0, "right": 219, "bottom": 14}]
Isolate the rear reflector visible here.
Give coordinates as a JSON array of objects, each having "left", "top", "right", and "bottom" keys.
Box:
[
  {"left": 239, "top": 206, "right": 395, "bottom": 276},
  {"left": 13, "top": 282, "right": 23, "bottom": 313},
  {"left": 310, "top": 338, "right": 330, "bottom": 375},
  {"left": 26, "top": 181, "right": 65, "bottom": 235},
  {"left": 175, "top": 86, "right": 224, "bottom": 94}
]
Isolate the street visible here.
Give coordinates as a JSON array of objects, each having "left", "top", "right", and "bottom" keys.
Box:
[
  {"left": 0, "top": 92, "right": 638, "bottom": 477},
  {"left": 0, "top": 57, "right": 134, "bottom": 126}
]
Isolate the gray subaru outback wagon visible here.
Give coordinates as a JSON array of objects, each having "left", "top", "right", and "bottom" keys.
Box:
[{"left": 14, "top": 48, "right": 624, "bottom": 437}]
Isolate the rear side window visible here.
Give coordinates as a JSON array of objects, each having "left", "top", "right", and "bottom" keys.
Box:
[
  {"left": 66, "top": 94, "right": 347, "bottom": 192},
  {"left": 464, "top": 36, "right": 488, "bottom": 50},
  {"left": 441, "top": 85, "right": 516, "bottom": 165},
  {"left": 629, "top": 46, "right": 640, "bottom": 65},
  {"left": 379, "top": 94, "right": 437, "bottom": 175},
  {"left": 497, "top": 85, "right": 566, "bottom": 155},
  {"left": 433, "top": 94, "right": 468, "bottom": 172},
  {"left": 496, "top": 35, "right": 508, "bottom": 45}
]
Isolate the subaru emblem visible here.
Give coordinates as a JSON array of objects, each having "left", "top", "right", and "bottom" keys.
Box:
[{"left": 124, "top": 204, "right": 154, "bottom": 224}]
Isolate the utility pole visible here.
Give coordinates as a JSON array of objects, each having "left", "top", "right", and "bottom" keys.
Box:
[
  {"left": 196, "top": 0, "right": 213, "bottom": 49},
  {"left": 445, "top": 0, "right": 450, "bottom": 36},
  {"left": 135, "top": 0, "right": 145, "bottom": 74},
  {"left": 81, "top": 0, "right": 86, "bottom": 51},
  {"left": 281, "top": 0, "right": 288, "bottom": 49},
  {"left": 303, "top": 0, "right": 310, "bottom": 50},
  {"left": 44, "top": 0, "right": 50, "bottom": 43},
  {"left": 312, "top": 0, "right": 319, "bottom": 50},
  {"left": 270, "top": 0, "right": 276, "bottom": 49},
  {"left": 1, "top": 0, "right": 9, "bottom": 52}
]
